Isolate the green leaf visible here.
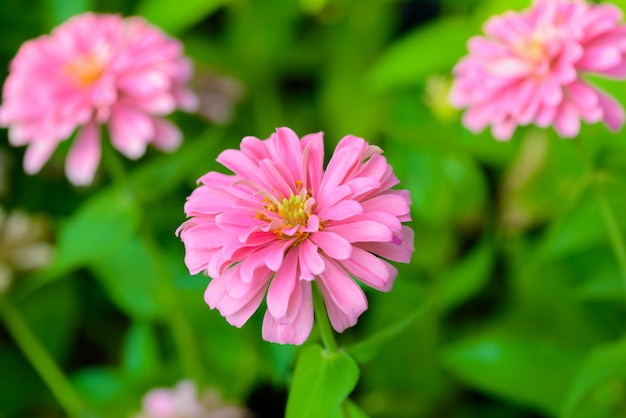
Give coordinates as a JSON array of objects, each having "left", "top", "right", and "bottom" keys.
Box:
[
  {"left": 286, "top": 344, "right": 359, "bottom": 418},
  {"left": 365, "top": 16, "right": 473, "bottom": 91},
  {"left": 136, "top": 0, "right": 229, "bottom": 35},
  {"left": 122, "top": 321, "right": 160, "bottom": 379},
  {"left": 442, "top": 332, "right": 581, "bottom": 415},
  {"left": 347, "top": 301, "right": 432, "bottom": 363},
  {"left": 89, "top": 235, "right": 162, "bottom": 319},
  {"left": 50, "top": 189, "right": 138, "bottom": 277},
  {"left": 435, "top": 236, "right": 494, "bottom": 313},
  {"left": 561, "top": 339, "right": 626, "bottom": 417},
  {"left": 72, "top": 367, "right": 126, "bottom": 406}
]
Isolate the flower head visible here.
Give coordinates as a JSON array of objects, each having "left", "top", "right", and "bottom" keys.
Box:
[
  {"left": 450, "top": 0, "right": 626, "bottom": 140},
  {"left": 177, "top": 127, "right": 414, "bottom": 345},
  {"left": 135, "top": 380, "right": 250, "bottom": 418},
  {"left": 0, "top": 12, "right": 197, "bottom": 185}
]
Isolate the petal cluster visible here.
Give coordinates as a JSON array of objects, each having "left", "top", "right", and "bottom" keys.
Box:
[
  {"left": 0, "top": 12, "right": 197, "bottom": 185},
  {"left": 450, "top": 0, "right": 626, "bottom": 140},
  {"left": 177, "top": 127, "right": 414, "bottom": 345}
]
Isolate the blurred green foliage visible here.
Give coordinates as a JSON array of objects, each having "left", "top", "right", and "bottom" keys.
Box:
[{"left": 2, "top": 0, "right": 626, "bottom": 417}]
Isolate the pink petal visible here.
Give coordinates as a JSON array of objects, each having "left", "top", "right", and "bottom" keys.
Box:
[
  {"left": 310, "top": 231, "right": 352, "bottom": 260},
  {"left": 23, "top": 139, "right": 59, "bottom": 174},
  {"left": 65, "top": 121, "right": 101, "bottom": 186},
  {"left": 151, "top": 118, "right": 182, "bottom": 151},
  {"left": 597, "top": 90, "right": 625, "bottom": 131},
  {"left": 299, "top": 239, "right": 325, "bottom": 280},
  {"left": 317, "top": 259, "right": 368, "bottom": 331},
  {"left": 266, "top": 249, "right": 299, "bottom": 321},
  {"left": 109, "top": 105, "right": 154, "bottom": 159},
  {"left": 554, "top": 101, "right": 580, "bottom": 138},
  {"left": 338, "top": 247, "right": 397, "bottom": 292},
  {"left": 325, "top": 220, "right": 393, "bottom": 243},
  {"left": 262, "top": 281, "right": 313, "bottom": 345}
]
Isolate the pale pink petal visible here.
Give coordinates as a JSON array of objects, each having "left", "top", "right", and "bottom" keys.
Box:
[
  {"left": 23, "top": 140, "right": 59, "bottom": 174},
  {"left": 317, "top": 259, "right": 368, "bottom": 331},
  {"left": 266, "top": 249, "right": 299, "bottom": 320},
  {"left": 262, "top": 282, "right": 313, "bottom": 345},
  {"left": 597, "top": 89, "right": 625, "bottom": 131},
  {"left": 65, "top": 122, "right": 101, "bottom": 186}
]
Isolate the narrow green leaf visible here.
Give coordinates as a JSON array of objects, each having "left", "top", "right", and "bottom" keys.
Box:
[
  {"left": 347, "top": 301, "right": 432, "bottom": 363},
  {"left": 122, "top": 321, "right": 160, "bottom": 378},
  {"left": 561, "top": 339, "right": 626, "bottom": 417},
  {"left": 286, "top": 344, "right": 359, "bottom": 418},
  {"left": 136, "top": 0, "right": 228, "bottom": 35},
  {"left": 435, "top": 237, "right": 494, "bottom": 313}
]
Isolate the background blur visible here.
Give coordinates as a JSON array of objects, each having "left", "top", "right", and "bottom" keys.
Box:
[{"left": 3, "top": 0, "right": 626, "bottom": 417}]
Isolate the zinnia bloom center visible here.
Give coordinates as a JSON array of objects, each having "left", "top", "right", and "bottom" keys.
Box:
[
  {"left": 64, "top": 52, "right": 106, "bottom": 87},
  {"left": 258, "top": 185, "right": 317, "bottom": 240},
  {"left": 278, "top": 193, "right": 310, "bottom": 227}
]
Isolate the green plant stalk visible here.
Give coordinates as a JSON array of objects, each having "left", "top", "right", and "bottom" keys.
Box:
[
  {"left": 312, "top": 282, "right": 353, "bottom": 418},
  {"left": 0, "top": 297, "right": 84, "bottom": 417},
  {"left": 593, "top": 182, "right": 626, "bottom": 294},
  {"left": 139, "top": 224, "right": 206, "bottom": 384},
  {"left": 101, "top": 143, "right": 205, "bottom": 384},
  {"left": 312, "top": 282, "right": 338, "bottom": 353},
  {"left": 573, "top": 140, "right": 626, "bottom": 295}
]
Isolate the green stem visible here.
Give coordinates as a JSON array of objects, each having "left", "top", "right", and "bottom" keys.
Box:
[
  {"left": 102, "top": 144, "right": 205, "bottom": 384},
  {"left": 594, "top": 182, "right": 626, "bottom": 293},
  {"left": 139, "top": 224, "right": 206, "bottom": 384},
  {"left": 312, "top": 283, "right": 353, "bottom": 418},
  {"left": 0, "top": 297, "right": 84, "bottom": 417},
  {"left": 312, "top": 282, "right": 338, "bottom": 353},
  {"left": 573, "top": 141, "right": 626, "bottom": 295}
]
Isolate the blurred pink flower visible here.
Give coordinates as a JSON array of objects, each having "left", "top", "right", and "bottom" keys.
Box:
[
  {"left": 177, "top": 127, "right": 414, "bottom": 345},
  {"left": 0, "top": 12, "right": 197, "bottom": 185},
  {"left": 136, "top": 380, "right": 250, "bottom": 418},
  {"left": 450, "top": 0, "right": 626, "bottom": 140}
]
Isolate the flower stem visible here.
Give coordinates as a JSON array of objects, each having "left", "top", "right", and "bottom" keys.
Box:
[
  {"left": 573, "top": 141, "right": 626, "bottom": 296},
  {"left": 0, "top": 297, "right": 84, "bottom": 417},
  {"left": 101, "top": 143, "right": 205, "bottom": 384},
  {"left": 312, "top": 282, "right": 338, "bottom": 353},
  {"left": 594, "top": 182, "right": 626, "bottom": 293}
]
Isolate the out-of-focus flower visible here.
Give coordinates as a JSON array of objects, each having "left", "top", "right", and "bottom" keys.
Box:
[
  {"left": 450, "top": 0, "right": 626, "bottom": 140},
  {"left": 177, "top": 127, "right": 414, "bottom": 345},
  {"left": 0, "top": 12, "right": 197, "bottom": 186},
  {"left": 135, "top": 380, "right": 251, "bottom": 418},
  {"left": 0, "top": 207, "right": 54, "bottom": 294},
  {"left": 423, "top": 75, "right": 457, "bottom": 122},
  {"left": 193, "top": 69, "right": 245, "bottom": 126}
]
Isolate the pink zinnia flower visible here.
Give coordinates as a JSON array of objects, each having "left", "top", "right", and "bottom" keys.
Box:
[
  {"left": 0, "top": 12, "right": 197, "bottom": 185},
  {"left": 177, "top": 128, "right": 414, "bottom": 345},
  {"left": 450, "top": 0, "right": 626, "bottom": 140}
]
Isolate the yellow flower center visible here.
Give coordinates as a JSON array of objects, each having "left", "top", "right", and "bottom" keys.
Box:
[
  {"left": 278, "top": 194, "right": 310, "bottom": 227},
  {"left": 257, "top": 183, "right": 317, "bottom": 241},
  {"left": 64, "top": 52, "right": 106, "bottom": 87}
]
